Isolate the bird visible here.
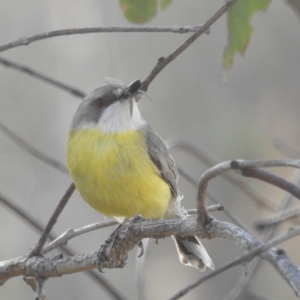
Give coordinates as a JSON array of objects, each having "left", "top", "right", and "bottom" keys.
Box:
[{"left": 66, "top": 78, "right": 214, "bottom": 271}]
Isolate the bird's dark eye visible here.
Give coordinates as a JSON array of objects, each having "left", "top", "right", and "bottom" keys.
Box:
[{"left": 95, "top": 98, "right": 104, "bottom": 108}]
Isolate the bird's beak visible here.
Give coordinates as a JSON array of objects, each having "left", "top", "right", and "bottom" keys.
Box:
[{"left": 127, "top": 79, "right": 141, "bottom": 117}]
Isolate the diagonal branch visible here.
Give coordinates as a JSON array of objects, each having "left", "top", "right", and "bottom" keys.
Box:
[
  {"left": 0, "top": 121, "right": 69, "bottom": 174},
  {"left": 28, "top": 183, "right": 75, "bottom": 257},
  {"left": 141, "top": 0, "right": 240, "bottom": 91},
  {"left": 169, "top": 222, "right": 300, "bottom": 300},
  {"left": 0, "top": 57, "right": 86, "bottom": 98}
]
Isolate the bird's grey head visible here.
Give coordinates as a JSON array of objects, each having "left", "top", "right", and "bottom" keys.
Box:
[{"left": 71, "top": 79, "right": 142, "bottom": 130}]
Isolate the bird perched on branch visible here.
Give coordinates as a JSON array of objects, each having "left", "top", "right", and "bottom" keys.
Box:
[{"left": 66, "top": 78, "right": 214, "bottom": 271}]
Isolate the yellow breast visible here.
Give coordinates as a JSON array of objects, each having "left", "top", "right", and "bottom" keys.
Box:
[{"left": 66, "top": 128, "right": 171, "bottom": 219}]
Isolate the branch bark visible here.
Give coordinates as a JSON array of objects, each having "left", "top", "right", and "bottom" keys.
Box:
[{"left": 1, "top": 218, "right": 299, "bottom": 297}]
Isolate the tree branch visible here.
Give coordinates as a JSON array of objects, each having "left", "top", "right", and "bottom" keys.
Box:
[
  {"left": 0, "top": 25, "right": 207, "bottom": 53},
  {"left": 1, "top": 218, "right": 299, "bottom": 298},
  {"left": 0, "top": 57, "right": 86, "bottom": 98},
  {"left": 221, "top": 170, "right": 300, "bottom": 300},
  {"left": 43, "top": 220, "right": 117, "bottom": 254},
  {"left": 28, "top": 183, "right": 75, "bottom": 257},
  {"left": 0, "top": 121, "right": 69, "bottom": 174},
  {"left": 141, "top": 0, "right": 240, "bottom": 91},
  {"left": 169, "top": 222, "right": 300, "bottom": 300},
  {"left": 255, "top": 206, "right": 300, "bottom": 230},
  {"left": 197, "top": 159, "right": 300, "bottom": 225},
  {"left": 167, "top": 138, "right": 276, "bottom": 210}
]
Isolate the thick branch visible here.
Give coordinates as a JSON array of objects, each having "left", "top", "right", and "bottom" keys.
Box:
[{"left": 1, "top": 218, "right": 299, "bottom": 297}]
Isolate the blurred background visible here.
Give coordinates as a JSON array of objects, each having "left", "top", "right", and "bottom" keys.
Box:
[{"left": 1, "top": 1, "right": 300, "bottom": 299}]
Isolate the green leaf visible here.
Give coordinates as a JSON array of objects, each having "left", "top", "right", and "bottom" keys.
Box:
[
  {"left": 223, "top": 0, "right": 272, "bottom": 70},
  {"left": 119, "top": 0, "right": 157, "bottom": 23}
]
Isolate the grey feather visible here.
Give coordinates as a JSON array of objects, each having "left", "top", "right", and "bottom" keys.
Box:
[{"left": 141, "top": 123, "right": 178, "bottom": 198}]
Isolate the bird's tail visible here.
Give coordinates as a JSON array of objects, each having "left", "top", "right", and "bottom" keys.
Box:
[{"left": 173, "top": 235, "right": 214, "bottom": 271}]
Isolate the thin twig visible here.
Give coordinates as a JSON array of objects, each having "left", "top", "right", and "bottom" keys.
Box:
[
  {"left": 231, "top": 158, "right": 300, "bottom": 169},
  {"left": 223, "top": 257, "right": 260, "bottom": 300},
  {"left": 169, "top": 225, "right": 300, "bottom": 300},
  {"left": 168, "top": 139, "right": 276, "bottom": 210},
  {"left": 223, "top": 171, "right": 300, "bottom": 300},
  {"left": 0, "top": 193, "right": 49, "bottom": 236},
  {"left": 197, "top": 160, "right": 300, "bottom": 224},
  {"left": 43, "top": 220, "right": 117, "bottom": 254},
  {"left": 0, "top": 57, "right": 86, "bottom": 98},
  {"left": 0, "top": 25, "right": 206, "bottom": 53},
  {"left": 28, "top": 183, "right": 75, "bottom": 257},
  {"left": 0, "top": 193, "right": 124, "bottom": 300},
  {"left": 177, "top": 164, "right": 250, "bottom": 232},
  {"left": 166, "top": 138, "right": 221, "bottom": 167},
  {"left": 141, "top": 0, "right": 240, "bottom": 91},
  {"left": 0, "top": 121, "right": 69, "bottom": 174},
  {"left": 241, "top": 168, "right": 300, "bottom": 200},
  {"left": 255, "top": 206, "right": 300, "bottom": 230}
]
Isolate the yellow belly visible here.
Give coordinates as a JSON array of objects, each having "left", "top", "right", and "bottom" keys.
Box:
[{"left": 66, "top": 128, "right": 171, "bottom": 219}]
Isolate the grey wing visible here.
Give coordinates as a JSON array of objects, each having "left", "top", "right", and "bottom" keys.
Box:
[{"left": 142, "top": 123, "right": 179, "bottom": 198}]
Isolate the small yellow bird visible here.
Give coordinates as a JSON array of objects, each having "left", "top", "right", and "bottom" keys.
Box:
[{"left": 66, "top": 79, "right": 214, "bottom": 270}]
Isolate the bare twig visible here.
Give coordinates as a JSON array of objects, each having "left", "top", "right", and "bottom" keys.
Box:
[
  {"left": 166, "top": 138, "right": 221, "bottom": 167},
  {"left": 169, "top": 224, "right": 300, "bottom": 300},
  {"left": 43, "top": 220, "right": 117, "bottom": 254},
  {"left": 0, "top": 193, "right": 49, "bottom": 236},
  {"left": 223, "top": 171, "right": 300, "bottom": 300},
  {"left": 177, "top": 163, "right": 250, "bottom": 232},
  {"left": 166, "top": 138, "right": 274, "bottom": 210},
  {"left": 255, "top": 206, "right": 300, "bottom": 230},
  {"left": 0, "top": 25, "right": 207, "bottom": 53},
  {"left": 141, "top": 0, "right": 239, "bottom": 91},
  {"left": 241, "top": 168, "right": 300, "bottom": 200},
  {"left": 29, "top": 183, "right": 75, "bottom": 257},
  {"left": 0, "top": 193, "right": 124, "bottom": 300},
  {"left": 197, "top": 159, "right": 300, "bottom": 224},
  {"left": 0, "top": 121, "right": 69, "bottom": 174},
  {"left": 0, "top": 57, "right": 86, "bottom": 98},
  {"left": 223, "top": 257, "right": 260, "bottom": 300},
  {"left": 231, "top": 159, "right": 300, "bottom": 169}
]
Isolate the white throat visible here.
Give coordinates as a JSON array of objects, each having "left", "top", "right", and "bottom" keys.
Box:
[{"left": 97, "top": 99, "right": 145, "bottom": 133}]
